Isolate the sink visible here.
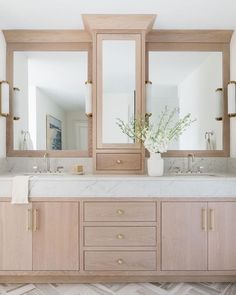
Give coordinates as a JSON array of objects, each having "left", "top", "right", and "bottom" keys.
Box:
[{"left": 168, "top": 173, "right": 217, "bottom": 177}]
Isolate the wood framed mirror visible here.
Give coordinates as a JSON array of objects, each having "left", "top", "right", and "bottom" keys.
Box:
[
  {"left": 6, "top": 40, "right": 92, "bottom": 157},
  {"left": 146, "top": 39, "right": 231, "bottom": 157}
]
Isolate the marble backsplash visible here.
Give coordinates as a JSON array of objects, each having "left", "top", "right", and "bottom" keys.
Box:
[{"left": 0, "top": 156, "right": 233, "bottom": 175}]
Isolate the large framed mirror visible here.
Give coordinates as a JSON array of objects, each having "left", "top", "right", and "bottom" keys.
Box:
[
  {"left": 6, "top": 43, "right": 92, "bottom": 157},
  {"left": 147, "top": 43, "right": 230, "bottom": 157}
]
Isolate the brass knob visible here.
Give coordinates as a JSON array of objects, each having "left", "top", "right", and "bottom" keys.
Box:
[
  {"left": 117, "top": 233, "right": 124, "bottom": 240},
  {"left": 117, "top": 258, "right": 124, "bottom": 265},
  {"left": 116, "top": 159, "right": 122, "bottom": 164},
  {"left": 116, "top": 209, "right": 124, "bottom": 215}
]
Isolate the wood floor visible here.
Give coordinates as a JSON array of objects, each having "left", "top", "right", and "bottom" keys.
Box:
[{"left": 0, "top": 283, "right": 236, "bottom": 295}]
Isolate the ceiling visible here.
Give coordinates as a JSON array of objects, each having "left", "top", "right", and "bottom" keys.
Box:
[{"left": 0, "top": 0, "right": 236, "bottom": 30}]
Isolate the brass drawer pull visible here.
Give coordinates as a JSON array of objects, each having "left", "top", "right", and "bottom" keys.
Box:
[
  {"left": 201, "top": 208, "right": 207, "bottom": 231},
  {"left": 116, "top": 160, "right": 122, "bottom": 164},
  {"left": 117, "top": 258, "right": 124, "bottom": 265},
  {"left": 27, "top": 209, "right": 32, "bottom": 231},
  {"left": 116, "top": 233, "right": 124, "bottom": 240},
  {"left": 33, "top": 209, "right": 39, "bottom": 232},
  {"left": 209, "top": 209, "right": 215, "bottom": 231},
  {"left": 116, "top": 209, "right": 124, "bottom": 215}
]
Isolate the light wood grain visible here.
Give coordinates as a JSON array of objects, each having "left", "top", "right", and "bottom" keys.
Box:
[
  {"left": 96, "top": 153, "right": 142, "bottom": 171},
  {"left": 84, "top": 201, "right": 156, "bottom": 222},
  {"left": 82, "top": 14, "right": 156, "bottom": 33},
  {"left": 84, "top": 251, "right": 156, "bottom": 271},
  {"left": 162, "top": 202, "right": 208, "bottom": 271},
  {"left": 0, "top": 202, "right": 32, "bottom": 270},
  {"left": 208, "top": 202, "right": 236, "bottom": 270},
  {"left": 146, "top": 30, "right": 233, "bottom": 43},
  {"left": 32, "top": 202, "right": 79, "bottom": 271},
  {"left": 84, "top": 226, "right": 156, "bottom": 247},
  {"left": 3, "top": 30, "right": 92, "bottom": 43}
]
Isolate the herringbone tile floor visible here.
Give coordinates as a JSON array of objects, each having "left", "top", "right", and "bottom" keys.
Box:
[{"left": 0, "top": 283, "right": 235, "bottom": 295}]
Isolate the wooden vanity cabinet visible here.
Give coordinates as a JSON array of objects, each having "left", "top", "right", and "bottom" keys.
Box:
[
  {"left": 162, "top": 201, "right": 236, "bottom": 272},
  {"left": 32, "top": 202, "right": 79, "bottom": 271},
  {"left": 162, "top": 202, "right": 208, "bottom": 271},
  {"left": 0, "top": 202, "right": 32, "bottom": 270}
]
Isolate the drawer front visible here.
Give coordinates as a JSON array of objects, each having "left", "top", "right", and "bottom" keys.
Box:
[
  {"left": 84, "top": 226, "right": 156, "bottom": 247},
  {"left": 96, "top": 153, "right": 141, "bottom": 171},
  {"left": 84, "top": 202, "right": 156, "bottom": 222},
  {"left": 84, "top": 251, "right": 156, "bottom": 271}
]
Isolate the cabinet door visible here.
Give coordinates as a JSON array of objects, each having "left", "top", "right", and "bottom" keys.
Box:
[
  {"left": 0, "top": 202, "right": 32, "bottom": 270},
  {"left": 208, "top": 202, "right": 236, "bottom": 270},
  {"left": 162, "top": 202, "right": 207, "bottom": 271},
  {"left": 33, "top": 202, "right": 79, "bottom": 271}
]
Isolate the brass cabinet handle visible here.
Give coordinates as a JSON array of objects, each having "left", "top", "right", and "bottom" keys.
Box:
[
  {"left": 116, "top": 160, "right": 122, "bottom": 164},
  {"left": 209, "top": 209, "right": 215, "bottom": 231},
  {"left": 27, "top": 209, "right": 32, "bottom": 231},
  {"left": 33, "top": 209, "right": 39, "bottom": 232},
  {"left": 116, "top": 209, "right": 124, "bottom": 215},
  {"left": 116, "top": 233, "right": 124, "bottom": 240},
  {"left": 117, "top": 258, "right": 124, "bottom": 265},
  {"left": 201, "top": 208, "right": 207, "bottom": 231}
]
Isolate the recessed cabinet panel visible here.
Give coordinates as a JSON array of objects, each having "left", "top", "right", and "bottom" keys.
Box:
[
  {"left": 208, "top": 202, "right": 236, "bottom": 270},
  {"left": 162, "top": 202, "right": 207, "bottom": 271},
  {"left": 0, "top": 202, "right": 32, "bottom": 270},
  {"left": 32, "top": 202, "right": 79, "bottom": 271}
]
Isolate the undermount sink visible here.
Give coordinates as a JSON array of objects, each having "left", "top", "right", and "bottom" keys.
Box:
[{"left": 169, "top": 173, "right": 217, "bottom": 177}]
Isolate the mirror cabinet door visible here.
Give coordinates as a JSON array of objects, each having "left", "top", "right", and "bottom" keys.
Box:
[
  {"left": 148, "top": 51, "right": 223, "bottom": 151},
  {"left": 13, "top": 51, "right": 89, "bottom": 152},
  {"left": 97, "top": 34, "right": 142, "bottom": 148}
]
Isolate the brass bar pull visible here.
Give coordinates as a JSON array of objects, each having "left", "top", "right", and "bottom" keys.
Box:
[
  {"left": 27, "top": 209, "right": 32, "bottom": 231},
  {"left": 201, "top": 208, "right": 207, "bottom": 231},
  {"left": 209, "top": 209, "right": 215, "bottom": 231},
  {"left": 33, "top": 209, "right": 38, "bottom": 232}
]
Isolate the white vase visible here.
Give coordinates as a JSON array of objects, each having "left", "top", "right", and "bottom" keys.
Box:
[{"left": 147, "top": 153, "right": 164, "bottom": 176}]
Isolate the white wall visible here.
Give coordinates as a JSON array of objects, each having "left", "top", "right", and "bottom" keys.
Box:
[
  {"left": 230, "top": 31, "right": 236, "bottom": 157},
  {"left": 0, "top": 31, "right": 6, "bottom": 158}
]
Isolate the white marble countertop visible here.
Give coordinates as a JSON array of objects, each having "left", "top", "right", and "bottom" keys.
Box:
[{"left": 0, "top": 173, "right": 236, "bottom": 198}]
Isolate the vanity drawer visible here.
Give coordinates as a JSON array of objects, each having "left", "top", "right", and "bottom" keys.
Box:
[
  {"left": 84, "top": 251, "right": 156, "bottom": 271},
  {"left": 84, "top": 226, "right": 156, "bottom": 247},
  {"left": 96, "top": 153, "right": 141, "bottom": 171},
  {"left": 84, "top": 202, "right": 156, "bottom": 222}
]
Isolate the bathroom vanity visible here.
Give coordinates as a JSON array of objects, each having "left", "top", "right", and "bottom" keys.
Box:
[{"left": 0, "top": 174, "right": 236, "bottom": 283}]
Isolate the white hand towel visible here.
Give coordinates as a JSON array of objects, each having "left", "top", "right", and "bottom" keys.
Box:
[{"left": 11, "top": 176, "right": 30, "bottom": 204}]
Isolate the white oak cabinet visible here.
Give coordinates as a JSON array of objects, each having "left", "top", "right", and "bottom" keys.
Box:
[
  {"left": 162, "top": 201, "right": 236, "bottom": 272},
  {"left": 162, "top": 202, "right": 208, "bottom": 271},
  {"left": 32, "top": 202, "right": 79, "bottom": 271},
  {"left": 0, "top": 202, "right": 32, "bottom": 270}
]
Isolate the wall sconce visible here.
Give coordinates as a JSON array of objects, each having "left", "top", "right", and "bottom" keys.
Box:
[
  {"left": 145, "top": 80, "right": 152, "bottom": 119},
  {"left": 13, "top": 87, "right": 20, "bottom": 120},
  {"left": 215, "top": 88, "right": 223, "bottom": 121},
  {"left": 0, "top": 81, "right": 10, "bottom": 117},
  {"left": 85, "top": 80, "right": 92, "bottom": 117},
  {"left": 228, "top": 81, "right": 236, "bottom": 118}
]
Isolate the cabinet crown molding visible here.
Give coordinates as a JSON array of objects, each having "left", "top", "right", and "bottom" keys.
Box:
[{"left": 82, "top": 14, "right": 156, "bottom": 33}]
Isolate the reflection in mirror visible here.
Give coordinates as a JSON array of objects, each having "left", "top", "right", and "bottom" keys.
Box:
[
  {"left": 102, "top": 40, "right": 136, "bottom": 144},
  {"left": 13, "top": 51, "right": 88, "bottom": 151},
  {"left": 149, "top": 51, "right": 223, "bottom": 150}
]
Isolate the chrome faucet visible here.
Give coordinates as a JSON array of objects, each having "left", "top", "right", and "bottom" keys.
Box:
[
  {"left": 43, "top": 152, "right": 51, "bottom": 173},
  {"left": 187, "top": 153, "right": 195, "bottom": 173}
]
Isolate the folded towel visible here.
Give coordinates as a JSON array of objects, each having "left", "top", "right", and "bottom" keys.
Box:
[{"left": 11, "top": 176, "right": 30, "bottom": 204}]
